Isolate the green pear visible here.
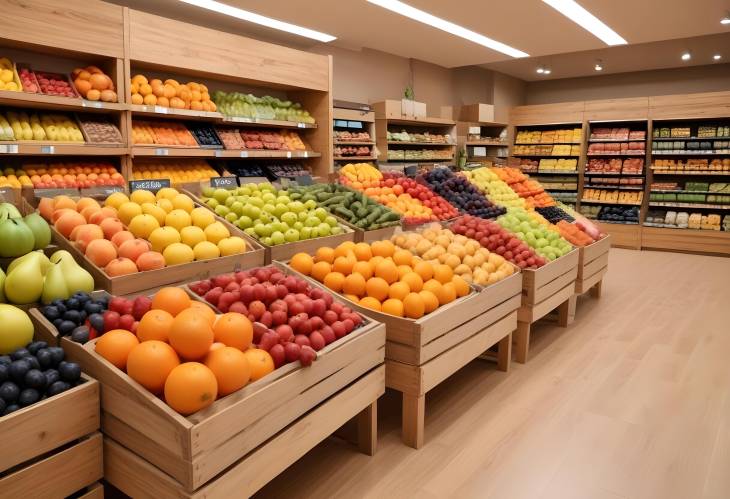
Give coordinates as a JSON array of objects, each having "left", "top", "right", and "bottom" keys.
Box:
[
  {"left": 7, "top": 251, "right": 51, "bottom": 276},
  {"left": 56, "top": 254, "right": 94, "bottom": 295},
  {"left": 5, "top": 258, "right": 44, "bottom": 304},
  {"left": 49, "top": 250, "right": 74, "bottom": 264},
  {"left": 23, "top": 213, "right": 51, "bottom": 250},
  {"left": 0, "top": 218, "right": 35, "bottom": 258},
  {"left": 41, "top": 262, "right": 70, "bottom": 304},
  {"left": 0, "top": 268, "right": 5, "bottom": 302},
  {"left": 0, "top": 202, "right": 22, "bottom": 219}
]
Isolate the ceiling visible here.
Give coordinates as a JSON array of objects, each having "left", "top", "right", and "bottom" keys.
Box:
[{"left": 112, "top": 0, "right": 730, "bottom": 80}]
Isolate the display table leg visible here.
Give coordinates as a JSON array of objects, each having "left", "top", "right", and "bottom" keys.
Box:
[
  {"left": 402, "top": 393, "right": 425, "bottom": 449},
  {"left": 514, "top": 321, "right": 531, "bottom": 364},
  {"left": 557, "top": 295, "right": 577, "bottom": 327},
  {"left": 590, "top": 280, "right": 603, "bottom": 298},
  {"left": 357, "top": 401, "right": 377, "bottom": 455},
  {"left": 497, "top": 332, "right": 512, "bottom": 372}
]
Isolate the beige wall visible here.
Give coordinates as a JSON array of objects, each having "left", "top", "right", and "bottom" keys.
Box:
[
  {"left": 493, "top": 72, "right": 526, "bottom": 123},
  {"left": 525, "top": 64, "right": 730, "bottom": 105}
]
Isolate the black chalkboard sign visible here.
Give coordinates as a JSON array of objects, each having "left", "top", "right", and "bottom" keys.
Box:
[
  {"left": 129, "top": 178, "right": 171, "bottom": 193},
  {"left": 404, "top": 165, "right": 418, "bottom": 177},
  {"left": 210, "top": 176, "right": 238, "bottom": 189}
]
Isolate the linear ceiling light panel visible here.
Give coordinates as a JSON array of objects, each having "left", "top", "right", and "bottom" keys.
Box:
[
  {"left": 542, "top": 0, "right": 627, "bottom": 46},
  {"left": 366, "top": 0, "right": 529, "bottom": 58},
  {"left": 178, "top": 0, "right": 337, "bottom": 42}
]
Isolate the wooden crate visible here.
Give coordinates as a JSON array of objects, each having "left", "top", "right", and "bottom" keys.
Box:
[
  {"left": 335, "top": 216, "right": 400, "bottom": 244},
  {"left": 515, "top": 248, "right": 579, "bottom": 363},
  {"left": 77, "top": 482, "right": 104, "bottom": 499},
  {"left": 284, "top": 262, "right": 522, "bottom": 448},
  {"left": 575, "top": 235, "right": 611, "bottom": 296},
  {"left": 58, "top": 277, "right": 385, "bottom": 493}
]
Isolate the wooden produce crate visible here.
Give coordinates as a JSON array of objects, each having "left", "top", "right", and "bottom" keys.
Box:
[
  {"left": 58, "top": 272, "right": 385, "bottom": 496},
  {"left": 575, "top": 234, "right": 611, "bottom": 296},
  {"left": 286, "top": 263, "right": 521, "bottom": 448},
  {"left": 335, "top": 215, "right": 400, "bottom": 244},
  {"left": 515, "top": 248, "right": 580, "bottom": 363},
  {"left": 77, "top": 482, "right": 105, "bottom": 499}
]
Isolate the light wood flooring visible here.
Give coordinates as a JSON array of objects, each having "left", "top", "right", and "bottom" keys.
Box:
[{"left": 255, "top": 248, "right": 730, "bottom": 499}]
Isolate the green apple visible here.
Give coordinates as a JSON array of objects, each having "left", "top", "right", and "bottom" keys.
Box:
[
  {"left": 310, "top": 226, "right": 319, "bottom": 238},
  {"left": 254, "top": 223, "right": 271, "bottom": 237},
  {"left": 293, "top": 221, "right": 304, "bottom": 231},
  {"left": 262, "top": 236, "right": 272, "bottom": 246},
  {"left": 225, "top": 196, "right": 237, "bottom": 207},
  {"left": 249, "top": 197, "right": 264, "bottom": 208},
  {"left": 284, "top": 228, "right": 300, "bottom": 242},
  {"left": 214, "top": 205, "right": 230, "bottom": 217},
  {"left": 230, "top": 202, "right": 244, "bottom": 216},
  {"left": 273, "top": 203, "right": 288, "bottom": 218},
  {"left": 272, "top": 221, "right": 287, "bottom": 233},
  {"left": 225, "top": 212, "right": 238, "bottom": 223},
  {"left": 281, "top": 212, "right": 297, "bottom": 226},
  {"left": 314, "top": 208, "right": 328, "bottom": 221},
  {"left": 270, "top": 231, "right": 285, "bottom": 245},
  {"left": 263, "top": 203, "right": 276, "bottom": 215},
  {"left": 202, "top": 186, "right": 215, "bottom": 198},
  {"left": 300, "top": 227, "right": 312, "bottom": 239},
  {"left": 276, "top": 196, "right": 290, "bottom": 205},
  {"left": 239, "top": 186, "right": 252, "bottom": 196},
  {"left": 304, "top": 199, "right": 317, "bottom": 210},
  {"left": 289, "top": 201, "right": 305, "bottom": 213},
  {"left": 317, "top": 223, "right": 331, "bottom": 236},
  {"left": 262, "top": 192, "right": 276, "bottom": 203},
  {"left": 244, "top": 227, "right": 256, "bottom": 237},
  {"left": 258, "top": 182, "right": 273, "bottom": 191},
  {"left": 325, "top": 216, "right": 338, "bottom": 227},
  {"left": 213, "top": 188, "right": 230, "bottom": 204},
  {"left": 206, "top": 198, "right": 219, "bottom": 209},
  {"left": 297, "top": 211, "right": 309, "bottom": 222},
  {"left": 237, "top": 215, "right": 253, "bottom": 229},
  {"left": 305, "top": 216, "right": 320, "bottom": 228},
  {"left": 331, "top": 226, "right": 342, "bottom": 235}
]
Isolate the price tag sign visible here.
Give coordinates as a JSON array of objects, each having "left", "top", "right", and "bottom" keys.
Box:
[
  {"left": 41, "top": 145, "right": 55, "bottom": 154},
  {"left": 155, "top": 148, "right": 169, "bottom": 156},
  {"left": 153, "top": 106, "right": 169, "bottom": 114},
  {"left": 82, "top": 100, "right": 103, "bottom": 109},
  {"left": 231, "top": 117, "right": 253, "bottom": 123},
  {"left": 240, "top": 151, "right": 249, "bottom": 158},
  {"left": 129, "top": 178, "right": 171, "bottom": 193},
  {"left": 302, "top": 151, "right": 309, "bottom": 158},
  {"left": 297, "top": 122, "right": 306, "bottom": 128},
  {"left": 210, "top": 176, "right": 238, "bottom": 189},
  {"left": 294, "top": 174, "right": 314, "bottom": 186},
  {"left": 286, "top": 151, "right": 292, "bottom": 158},
  {"left": 404, "top": 165, "right": 418, "bottom": 177}
]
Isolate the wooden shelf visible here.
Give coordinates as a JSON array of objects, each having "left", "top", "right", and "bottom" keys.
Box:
[
  {"left": 512, "top": 154, "right": 580, "bottom": 158},
  {"left": 652, "top": 151, "right": 730, "bottom": 156},
  {"left": 132, "top": 146, "right": 213, "bottom": 157},
  {"left": 215, "top": 149, "right": 320, "bottom": 159},
  {"left": 514, "top": 142, "right": 580, "bottom": 145},
  {"left": 641, "top": 225, "right": 730, "bottom": 255},
  {"left": 386, "top": 141, "right": 454, "bottom": 146},
  {"left": 0, "top": 143, "right": 129, "bottom": 155},
  {"left": 465, "top": 141, "right": 508, "bottom": 146},
  {"left": 587, "top": 152, "right": 646, "bottom": 156},
  {"left": 333, "top": 156, "right": 376, "bottom": 161},
  {"left": 333, "top": 141, "right": 374, "bottom": 145},
  {"left": 648, "top": 202, "right": 730, "bottom": 209},
  {"left": 385, "top": 157, "right": 454, "bottom": 162},
  {"left": 581, "top": 199, "right": 642, "bottom": 206},
  {"left": 584, "top": 172, "right": 645, "bottom": 177},
  {"left": 220, "top": 117, "right": 317, "bottom": 129},
  {"left": 652, "top": 136, "right": 730, "bottom": 141},
  {"left": 0, "top": 90, "right": 128, "bottom": 113},
  {"left": 130, "top": 104, "right": 223, "bottom": 121},
  {"left": 588, "top": 138, "right": 646, "bottom": 142},
  {"left": 530, "top": 170, "right": 578, "bottom": 175},
  {"left": 651, "top": 170, "right": 730, "bottom": 176},
  {"left": 384, "top": 116, "right": 455, "bottom": 126},
  {"left": 586, "top": 185, "right": 644, "bottom": 191}
]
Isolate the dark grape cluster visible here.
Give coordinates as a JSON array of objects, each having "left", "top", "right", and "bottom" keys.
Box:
[
  {"left": 188, "top": 123, "right": 223, "bottom": 147},
  {"left": 598, "top": 206, "right": 639, "bottom": 223},
  {"left": 421, "top": 168, "right": 506, "bottom": 219},
  {"left": 536, "top": 206, "right": 575, "bottom": 224}
]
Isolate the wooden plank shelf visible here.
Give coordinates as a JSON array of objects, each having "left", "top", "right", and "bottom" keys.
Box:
[
  {"left": 511, "top": 154, "right": 580, "bottom": 158},
  {"left": 652, "top": 151, "right": 730, "bottom": 155},
  {"left": 587, "top": 152, "right": 646, "bottom": 156},
  {"left": 386, "top": 141, "right": 454, "bottom": 146},
  {"left": 220, "top": 117, "right": 318, "bottom": 129},
  {"left": 333, "top": 141, "right": 375, "bottom": 145},
  {"left": 648, "top": 202, "right": 730, "bottom": 209},
  {"left": 588, "top": 138, "right": 646, "bottom": 142},
  {"left": 0, "top": 143, "right": 129, "bottom": 155},
  {"left": 651, "top": 170, "right": 730, "bottom": 176},
  {"left": 385, "top": 117, "right": 455, "bottom": 126},
  {"left": 514, "top": 142, "right": 581, "bottom": 145},
  {"left": 575, "top": 235, "right": 611, "bottom": 296},
  {"left": 130, "top": 104, "right": 224, "bottom": 121},
  {"left": 0, "top": 90, "right": 128, "bottom": 112},
  {"left": 652, "top": 136, "right": 730, "bottom": 141},
  {"left": 465, "top": 141, "right": 508, "bottom": 146},
  {"left": 214, "top": 150, "right": 320, "bottom": 159},
  {"left": 333, "top": 156, "right": 377, "bottom": 161},
  {"left": 580, "top": 199, "right": 643, "bottom": 206},
  {"left": 132, "top": 146, "right": 215, "bottom": 157}
]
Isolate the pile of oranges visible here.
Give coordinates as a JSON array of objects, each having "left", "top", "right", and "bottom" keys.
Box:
[
  {"left": 130, "top": 74, "right": 217, "bottom": 112},
  {"left": 94, "top": 287, "right": 274, "bottom": 415},
  {"left": 290, "top": 240, "right": 470, "bottom": 320}
]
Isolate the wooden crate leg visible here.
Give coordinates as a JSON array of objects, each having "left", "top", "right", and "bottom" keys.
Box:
[
  {"left": 357, "top": 401, "right": 377, "bottom": 456},
  {"left": 402, "top": 393, "right": 425, "bottom": 449},
  {"left": 514, "top": 321, "right": 531, "bottom": 364},
  {"left": 590, "top": 279, "right": 603, "bottom": 298},
  {"left": 557, "top": 295, "right": 577, "bottom": 327},
  {"left": 497, "top": 332, "right": 512, "bottom": 372}
]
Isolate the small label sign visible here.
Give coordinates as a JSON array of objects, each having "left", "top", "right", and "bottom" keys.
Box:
[
  {"left": 41, "top": 145, "right": 55, "bottom": 154},
  {"left": 155, "top": 148, "right": 169, "bottom": 156},
  {"left": 129, "top": 178, "right": 171, "bottom": 193},
  {"left": 0, "top": 145, "right": 18, "bottom": 154},
  {"left": 210, "top": 176, "right": 238, "bottom": 189},
  {"left": 294, "top": 174, "right": 314, "bottom": 186},
  {"left": 81, "top": 185, "right": 124, "bottom": 198},
  {"left": 82, "top": 100, "right": 103, "bottom": 108},
  {"left": 153, "top": 106, "right": 169, "bottom": 114}
]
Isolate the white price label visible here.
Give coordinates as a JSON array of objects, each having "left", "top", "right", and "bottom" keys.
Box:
[
  {"left": 240, "top": 151, "right": 249, "bottom": 158},
  {"left": 155, "top": 148, "right": 169, "bottom": 156},
  {"left": 297, "top": 122, "right": 306, "bottom": 128},
  {"left": 41, "top": 145, "right": 55, "bottom": 154},
  {"left": 154, "top": 106, "right": 169, "bottom": 114},
  {"left": 82, "top": 100, "right": 103, "bottom": 108},
  {"left": 286, "top": 151, "right": 292, "bottom": 158},
  {"left": 303, "top": 151, "right": 309, "bottom": 158}
]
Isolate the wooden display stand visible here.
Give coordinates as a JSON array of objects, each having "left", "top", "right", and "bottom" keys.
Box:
[
  {"left": 0, "top": 327, "right": 102, "bottom": 499},
  {"left": 575, "top": 235, "right": 611, "bottom": 296},
  {"left": 333, "top": 105, "right": 377, "bottom": 163},
  {"left": 515, "top": 249, "right": 579, "bottom": 363}
]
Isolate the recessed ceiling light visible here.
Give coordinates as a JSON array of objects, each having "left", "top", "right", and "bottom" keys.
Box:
[
  {"left": 721, "top": 16, "right": 730, "bottom": 25},
  {"left": 178, "top": 0, "right": 336, "bottom": 42},
  {"left": 681, "top": 52, "right": 691, "bottom": 61},
  {"left": 594, "top": 60, "right": 603, "bottom": 71},
  {"left": 367, "top": 0, "right": 529, "bottom": 58},
  {"left": 536, "top": 67, "right": 545, "bottom": 74},
  {"left": 543, "top": 69, "right": 552, "bottom": 75},
  {"left": 542, "top": 0, "right": 627, "bottom": 46},
  {"left": 714, "top": 54, "right": 722, "bottom": 60}
]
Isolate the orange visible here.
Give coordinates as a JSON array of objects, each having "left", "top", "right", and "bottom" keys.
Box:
[
  {"left": 452, "top": 276, "right": 470, "bottom": 297},
  {"left": 393, "top": 249, "right": 413, "bottom": 266},
  {"left": 169, "top": 309, "right": 214, "bottom": 360},
  {"left": 413, "top": 261, "right": 434, "bottom": 282},
  {"left": 189, "top": 301, "right": 216, "bottom": 327},
  {"left": 333, "top": 255, "right": 356, "bottom": 275},
  {"left": 359, "top": 296, "right": 382, "bottom": 312},
  {"left": 244, "top": 348, "right": 275, "bottom": 381},
  {"left": 369, "top": 255, "right": 385, "bottom": 269},
  {"left": 344, "top": 293, "right": 360, "bottom": 302},
  {"left": 419, "top": 290, "right": 439, "bottom": 314},
  {"left": 95, "top": 329, "right": 139, "bottom": 370},
  {"left": 353, "top": 242, "right": 373, "bottom": 261},
  {"left": 381, "top": 298, "right": 404, "bottom": 317},
  {"left": 375, "top": 259, "right": 398, "bottom": 284},
  {"left": 164, "top": 362, "right": 218, "bottom": 415},
  {"left": 401, "top": 272, "right": 424, "bottom": 293},
  {"left": 213, "top": 313, "right": 253, "bottom": 351},
  {"left": 126, "top": 340, "right": 180, "bottom": 394},
  {"left": 352, "top": 260, "right": 374, "bottom": 280},
  {"left": 136, "top": 309, "right": 175, "bottom": 343},
  {"left": 403, "top": 293, "right": 425, "bottom": 319},
  {"left": 315, "top": 247, "right": 335, "bottom": 264},
  {"left": 343, "top": 273, "right": 367, "bottom": 297},
  {"left": 290, "top": 252, "right": 314, "bottom": 275},
  {"left": 204, "top": 346, "right": 250, "bottom": 396},
  {"left": 371, "top": 240, "right": 395, "bottom": 258},
  {"left": 365, "top": 277, "right": 389, "bottom": 301},
  {"left": 440, "top": 282, "right": 457, "bottom": 304},
  {"left": 310, "top": 261, "right": 332, "bottom": 282},
  {"left": 322, "top": 272, "right": 345, "bottom": 292},
  {"left": 152, "top": 287, "right": 191, "bottom": 317},
  {"left": 388, "top": 281, "right": 410, "bottom": 301},
  {"left": 397, "top": 265, "right": 412, "bottom": 279},
  {"left": 433, "top": 264, "right": 454, "bottom": 284},
  {"left": 334, "top": 241, "right": 356, "bottom": 259},
  {"left": 423, "top": 279, "right": 443, "bottom": 297}
]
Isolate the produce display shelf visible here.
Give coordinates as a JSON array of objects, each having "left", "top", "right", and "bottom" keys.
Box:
[
  {"left": 584, "top": 172, "right": 645, "bottom": 177},
  {"left": 385, "top": 157, "right": 454, "bottom": 162},
  {"left": 465, "top": 141, "right": 508, "bottom": 146},
  {"left": 333, "top": 141, "right": 375, "bottom": 145},
  {"left": 586, "top": 152, "right": 646, "bottom": 156},
  {"left": 220, "top": 116, "right": 318, "bottom": 129},
  {"left": 652, "top": 151, "right": 730, "bottom": 155},
  {"left": 219, "top": 150, "right": 320, "bottom": 159},
  {"left": 648, "top": 202, "right": 730, "bottom": 209},
  {"left": 0, "top": 143, "right": 129, "bottom": 155},
  {"left": 131, "top": 146, "right": 215, "bottom": 157},
  {"left": 511, "top": 154, "right": 580, "bottom": 158},
  {"left": 385, "top": 116, "right": 455, "bottom": 126},
  {"left": 650, "top": 189, "right": 729, "bottom": 194},
  {"left": 130, "top": 104, "right": 224, "bottom": 121},
  {"left": 641, "top": 225, "right": 730, "bottom": 255},
  {"left": 588, "top": 138, "right": 646, "bottom": 142},
  {"left": 513, "top": 142, "right": 581, "bottom": 145},
  {"left": 574, "top": 234, "right": 611, "bottom": 297},
  {"left": 652, "top": 136, "right": 730, "bottom": 141},
  {"left": 531, "top": 170, "right": 579, "bottom": 175},
  {"left": 594, "top": 220, "right": 640, "bottom": 225},
  {"left": 585, "top": 185, "right": 644, "bottom": 190},
  {"left": 651, "top": 170, "right": 730, "bottom": 176},
  {"left": 0, "top": 89, "right": 129, "bottom": 112},
  {"left": 386, "top": 141, "right": 454, "bottom": 146},
  {"left": 580, "top": 199, "right": 643, "bottom": 206},
  {"left": 544, "top": 188, "right": 578, "bottom": 192},
  {"left": 334, "top": 156, "right": 377, "bottom": 161}
]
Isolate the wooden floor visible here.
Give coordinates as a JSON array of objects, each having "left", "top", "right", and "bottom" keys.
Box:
[{"left": 255, "top": 248, "right": 730, "bottom": 499}]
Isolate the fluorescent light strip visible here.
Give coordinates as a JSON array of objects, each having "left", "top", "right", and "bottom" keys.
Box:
[
  {"left": 542, "top": 0, "right": 627, "bottom": 46},
  {"left": 367, "top": 0, "right": 528, "bottom": 58},
  {"left": 178, "top": 0, "right": 336, "bottom": 42}
]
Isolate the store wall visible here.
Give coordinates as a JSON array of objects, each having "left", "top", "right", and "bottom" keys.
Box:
[
  {"left": 493, "top": 72, "right": 526, "bottom": 123},
  {"left": 525, "top": 64, "right": 730, "bottom": 104}
]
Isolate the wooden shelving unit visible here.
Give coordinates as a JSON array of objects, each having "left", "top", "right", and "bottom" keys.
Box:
[
  {"left": 456, "top": 105, "right": 508, "bottom": 168},
  {"left": 333, "top": 104, "right": 376, "bottom": 168}
]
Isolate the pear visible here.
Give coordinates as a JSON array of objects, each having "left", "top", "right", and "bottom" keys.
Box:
[
  {"left": 0, "top": 202, "right": 21, "bottom": 219},
  {"left": 50, "top": 249, "right": 74, "bottom": 264},
  {"left": 7, "top": 250, "right": 51, "bottom": 276},
  {"left": 5, "top": 257, "right": 44, "bottom": 304},
  {"left": 41, "top": 262, "right": 70, "bottom": 304},
  {"left": 23, "top": 213, "right": 51, "bottom": 250},
  {"left": 56, "top": 254, "right": 94, "bottom": 295},
  {"left": 0, "top": 267, "right": 5, "bottom": 302},
  {"left": 0, "top": 218, "right": 35, "bottom": 258}
]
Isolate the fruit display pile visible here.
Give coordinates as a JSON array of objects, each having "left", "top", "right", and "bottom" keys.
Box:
[
  {"left": 391, "top": 224, "right": 516, "bottom": 285},
  {"left": 132, "top": 121, "right": 198, "bottom": 146},
  {"left": 77, "top": 116, "right": 123, "bottom": 144},
  {"left": 131, "top": 159, "right": 220, "bottom": 184},
  {"left": 490, "top": 167, "right": 556, "bottom": 208},
  {"left": 292, "top": 240, "right": 470, "bottom": 318},
  {"left": 71, "top": 65, "right": 118, "bottom": 102},
  {"left": 0, "top": 201, "right": 50, "bottom": 257},
  {"left": 200, "top": 183, "right": 344, "bottom": 246},
  {"left": 130, "top": 75, "right": 217, "bottom": 111},
  {"left": 462, "top": 167, "right": 527, "bottom": 210},
  {"left": 215, "top": 128, "right": 307, "bottom": 151},
  {"left": 286, "top": 183, "right": 401, "bottom": 230},
  {"left": 420, "top": 168, "right": 506, "bottom": 219},
  {"left": 515, "top": 128, "right": 582, "bottom": 144},
  {"left": 450, "top": 216, "right": 546, "bottom": 269},
  {"left": 590, "top": 127, "right": 645, "bottom": 141},
  {"left": 554, "top": 220, "right": 596, "bottom": 246},
  {"left": 0, "top": 305, "right": 83, "bottom": 416},
  {"left": 334, "top": 145, "right": 371, "bottom": 157},
  {"left": 334, "top": 130, "right": 371, "bottom": 142},
  {"left": 186, "top": 123, "right": 223, "bottom": 148},
  {"left": 212, "top": 92, "right": 314, "bottom": 123},
  {"left": 0, "top": 57, "right": 20, "bottom": 92},
  {"left": 593, "top": 205, "right": 640, "bottom": 223},
  {"left": 18, "top": 68, "right": 78, "bottom": 98},
  {"left": 0, "top": 110, "right": 84, "bottom": 142},
  {"left": 4, "top": 161, "right": 124, "bottom": 189},
  {"left": 496, "top": 208, "right": 573, "bottom": 261},
  {"left": 387, "top": 130, "right": 451, "bottom": 144},
  {"left": 39, "top": 189, "right": 248, "bottom": 277},
  {"left": 587, "top": 158, "right": 644, "bottom": 174},
  {"left": 387, "top": 149, "right": 452, "bottom": 161},
  {"left": 583, "top": 188, "right": 643, "bottom": 204}
]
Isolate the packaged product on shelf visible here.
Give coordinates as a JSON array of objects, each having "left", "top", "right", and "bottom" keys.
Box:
[
  {"left": 77, "top": 115, "right": 123, "bottom": 144},
  {"left": 212, "top": 91, "right": 313, "bottom": 123},
  {"left": 132, "top": 158, "right": 219, "bottom": 183}
]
